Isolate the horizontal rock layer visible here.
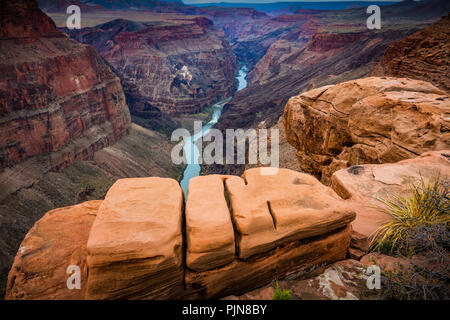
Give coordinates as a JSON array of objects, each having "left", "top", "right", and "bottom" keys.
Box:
[
  {"left": 372, "top": 13, "right": 450, "bottom": 92},
  {"left": 283, "top": 77, "right": 450, "bottom": 184},
  {"left": 331, "top": 150, "right": 450, "bottom": 252},
  {"left": 7, "top": 168, "right": 356, "bottom": 299},
  {"left": 0, "top": 0, "right": 131, "bottom": 173},
  {"left": 64, "top": 17, "right": 237, "bottom": 115}
]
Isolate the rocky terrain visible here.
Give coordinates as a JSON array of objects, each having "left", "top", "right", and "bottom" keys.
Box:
[
  {"left": 372, "top": 13, "right": 450, "bottom": 92},
  {"left": 63, "top": 16, "right": 237, "bottom": 116},
  {"left": 0, "top": 0, "right": 183, "bottom": 297},
  {"left": 6, "top": 150, "right": 449, "bottom": 300},
  {"left": 283, "top": 77, "right": 450, "bottom": 184}
]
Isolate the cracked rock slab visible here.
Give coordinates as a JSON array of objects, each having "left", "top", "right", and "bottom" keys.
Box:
[
  {"left": 225, "top": 168, "right": 356, "bottom": 259},
  {"left": 185, "top": 175, "right": 235, "bottom": 272},
  {"left": 86, "top": 177, "right": 184, "bottom": 300}
]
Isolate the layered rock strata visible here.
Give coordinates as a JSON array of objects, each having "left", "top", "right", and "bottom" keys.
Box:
[
  {"left": 0, "top": 0, "right": 132, "bottom": 296},
  {"left": 64, "top": 17, "right": 237, "bottom": 115},
  {"left": 7, "top": 168, "right": 356, "bottom": 299},
  {"left": 0, "top": 0, "right": 131, "bottom": 172},
  {"left": 372, "top": 13, "right": 450, "bottom": 92}
]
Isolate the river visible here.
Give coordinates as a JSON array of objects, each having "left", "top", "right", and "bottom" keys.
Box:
[{"left": 180, "top": 66, "right": 248, "bottom": 198}]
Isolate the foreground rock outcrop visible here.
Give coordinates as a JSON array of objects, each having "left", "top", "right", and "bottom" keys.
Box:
[
  {"left": 372, "top": 13, "right": 450, "bottom": 92},
  {"left": 64, "top": 17, "right": 237, "bottom": 115},
  {"left": 284, "top": 77, "right": 450, "bottom": 184},
  {"left": 6, "top": 150, "right": 450, "bottom": 299},
  {"left": 6, "top": 201, "right": 101, "bottom": 300},
  {"left": 7, "top": 168, "right": 356, "bottom": 299}
]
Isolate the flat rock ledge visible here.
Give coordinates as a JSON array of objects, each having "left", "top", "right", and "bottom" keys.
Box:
[
  {"left": 6, "top": 168, "right": 355, "bottom": 300},
  {"left": 7, "top": 151, "right": 448, "bottom": 299}
]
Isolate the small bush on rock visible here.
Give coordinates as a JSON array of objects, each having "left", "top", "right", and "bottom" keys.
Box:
[{"left": 368, "top": 176, "right": 449, "bottom": 299}]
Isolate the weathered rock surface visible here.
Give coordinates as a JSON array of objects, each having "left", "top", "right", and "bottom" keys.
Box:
[
  {"left": 331, "top": 150, "right": 450, "bottom": 251},
  {"left": 185, "top": 175, "right": 235, "bottom": 272},
  {"left": 284, "top": 77, "right": 450, "bottom": 185},
  {"left": 226, "top": 259, "right": 368, "bottom": 300},
  {"left": 0, "top": 1, "right": 131, "bottom": 173},
  {"left": 372, "top": 13, "right": 450, "bottom": 92},
  {"left": 226, "top": 168, "right": 355, "bottom": 259},
  {"left": 6, "top": 200, "right": 101, "bottom": 300},
  {"left": 0, "top": 0, "right": 132, "bottom": 297},
  {"left": 64, "top": 17, "right": 237, "bottom": 115},
  {"left": 86, "top": 177, "right": 184, "bottom": 300},
  {"left": 185, "top": 226, "right": 351, "bottom": 299},
  {"left": 7, "top": 168, "right": 355, "bottom": 299}
]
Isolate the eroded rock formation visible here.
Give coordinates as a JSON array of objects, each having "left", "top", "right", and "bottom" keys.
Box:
[
  {"left": 0, "top": 0, "right": 131, "bottom": 173},
  {"left": 372, "top": 13, "right": 450, "bottom": 92},
  {"left": 7, "top": 168, "right": 356, "bottom": 300},
  {"left": 283, "top": 77, "right": 450, "bottom": 184},
  {"left": 0, "top": 0, "right": 131, "bottom": 296},
  {"left": 7, "top": 150, "right": 450, "bottom": 299},
  {"left": 64, "top": 17, "right": 237, "bottom": 115}
]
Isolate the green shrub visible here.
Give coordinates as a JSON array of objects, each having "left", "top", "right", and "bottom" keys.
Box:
[
  {"left": 272, "top": 282, "right": 292, "bottom": 300},
  {"left": 370, "top": 175, "right": 449, "bottom": 255}
]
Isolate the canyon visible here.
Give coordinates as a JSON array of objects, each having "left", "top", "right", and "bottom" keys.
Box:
[
  {"left": 1, "top": 0, "right": 450, "bottom": 300},
  {"left": 372, "top": 13, "right": 450, "bottom": 92},
  {"left": 63, "top": 15, "right": 237, "bottom": 116}
]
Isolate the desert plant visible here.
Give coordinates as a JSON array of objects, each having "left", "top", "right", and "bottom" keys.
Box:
[
  {"left": 272, "top": 281, "right": 292, "bottom": 300},
  {"left": 370, "top": 175, "right": 449, "bottom": 255},
  {"left": 365, "top": 176, "right": 450, "bottom": 300}
]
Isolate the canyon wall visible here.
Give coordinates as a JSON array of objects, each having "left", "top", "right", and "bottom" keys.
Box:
[
  {"left": 64, "top": 16, "right": 237, "bottom": 116},
  {"left": 372, "top": 13, "right": 450, "bottom": 92},
  {"left": 0, "top": 0, "right": 131, "bottom": 173},
  {"left": 6, "top": 168, "right": 356, "bottom": 300},
  {"left": 0, "top": 0, "right": 182, "bottom": 297}
]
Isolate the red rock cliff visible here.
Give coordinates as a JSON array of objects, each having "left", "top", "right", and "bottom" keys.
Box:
[
  {"left": 0, "top": 0, "right": 131, "bottom": 172},
  {"left": 372, "top": 14, "right": 450, "bottom": 92},
  {"left": 65, "top": 16, "right": 237, "bottom": 115}
]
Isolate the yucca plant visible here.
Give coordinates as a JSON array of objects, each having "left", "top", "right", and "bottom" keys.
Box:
[{"left": 370, "top": 175, "right": 449, "bottom": 255}]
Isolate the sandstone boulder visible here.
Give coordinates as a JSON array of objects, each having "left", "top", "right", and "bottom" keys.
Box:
[
  {"left": 185, "top": 175, "right": 235, "bottom": 272},
  {"left": 86, "top": 177, "right": 184, "bottom": 300},
  {"left": 6, "top": 201, "right": 101, "bottom": 300},
  {"left": 283, "top": 77, "right": 450, "bottom": 184},
  {"left": 225, "top": 168, "right": 356, "bottom": 259},
  {"left": 331, "top": 150, "right": 450, "bottom": 251},
  {"left": 185, "top": 225, "right": 352, "bottom": 299}
]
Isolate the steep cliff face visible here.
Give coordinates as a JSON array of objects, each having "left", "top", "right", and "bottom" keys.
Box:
[
  {"left": 283, "top": 77, "right": 450, "bottom": 184},
  {"left": 0, "top": 0, "right": 133, "bottom": 296},
  {"left": 65, "top": 16, "right": 237, "bottom": 116},
  {"left": 372, "top": 13, "right": 450, "bottom": 92},
  {"left": 0, "top": 0, "right": 131, "bottom": 173}
]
